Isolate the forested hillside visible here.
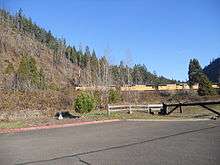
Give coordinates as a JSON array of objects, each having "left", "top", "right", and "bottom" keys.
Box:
[
  {"left": 0, "top": 9, "right": 175, "bottom": 90},
  {"left": 203, "top": 58, "right": 220, "bottom": 83}
]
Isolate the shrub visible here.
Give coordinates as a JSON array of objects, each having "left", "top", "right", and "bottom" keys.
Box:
[
  {"left": 74, "top": 93, "right": 96, "bottom": 114},
  {"left": 198, "top": 75, "right": 216, "bottom": 96},
  {"left": 93, "top": 90, "right": 101, "bottom": 106},
  {"left": 17, "top": 55, "right": 46, "bottom": 90},
  {"left": 108, "top": 89, "right": 121, "bottom": 104}
]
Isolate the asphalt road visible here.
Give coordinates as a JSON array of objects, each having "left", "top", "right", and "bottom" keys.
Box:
[{"left": 0, "top": 120, "right": 220, "bottom": 165}]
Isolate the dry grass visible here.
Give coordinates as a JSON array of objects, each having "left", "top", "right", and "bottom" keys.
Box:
[
  {"left": 0, "top": 120, "right": 26, "bottom": 129},
  {"left": 0, "top": 90, "right": 80, "bottom": 118},
  {"left": 169, "top": 104, "right": 220, "bottom": 118}
]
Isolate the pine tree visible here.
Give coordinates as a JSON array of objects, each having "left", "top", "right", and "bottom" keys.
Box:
[
  {"left": 16, "top": 8, "right": 23, "bottom": 30},
  {"left": 90, "top": 50, "right": 99, "bottom": 85},
  {"left": 188, "top": 58, "right": 204, "bottom": 87},
  {"left": 198, "top": 74, "right": 215, "bottom": 96},
  {"left": 17, "top": 56, "right": 46, "bottom": 90},
  {"left": 188, "top": 59, "right": 215, "bottom": 96}
]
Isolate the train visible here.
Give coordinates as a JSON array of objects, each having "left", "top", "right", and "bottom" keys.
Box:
[{"left": 75, "top": 83, "right": 220, "bottom": 91}]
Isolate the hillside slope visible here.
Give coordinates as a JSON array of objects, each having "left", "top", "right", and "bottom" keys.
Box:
[
  {"left": 0, "top": 22, "right": 79, "bottom": 89},
  {"left": 203, "top": 58, "right": 220, "bottom": 83}
]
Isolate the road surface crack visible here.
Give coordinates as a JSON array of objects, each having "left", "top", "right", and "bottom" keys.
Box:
[{"left": 76, "top": 156, "right": 91, "bottom": 165}]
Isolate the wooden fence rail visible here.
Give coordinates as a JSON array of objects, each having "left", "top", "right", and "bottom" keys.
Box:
[
  {"left": 107, "top": 104, "right": 163, "bottom": 115},
  {"left": 107, "top": 100, "right": 220, "bottom": 116},
  {"left": 162, "top": 100, "right": 220, "bottom": 116}
]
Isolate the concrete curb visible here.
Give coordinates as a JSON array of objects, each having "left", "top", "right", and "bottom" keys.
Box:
[
  {"left": 125, "top": 118, "right": 211, "bottom": 122},
  {"left": 0, "top": 119, "right": 120, "bottom": 134},
  {"left": 0, "top": 118, "right": 213, "bottom": 134}
]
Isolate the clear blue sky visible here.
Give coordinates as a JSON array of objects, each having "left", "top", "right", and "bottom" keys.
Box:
[{"left": 2, "top": 0, "right": 220, "bottom": 81}]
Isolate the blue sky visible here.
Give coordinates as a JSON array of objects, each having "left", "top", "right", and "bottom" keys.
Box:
[{"left": 2, "top": 0, "right": 220, "bottom": 81}]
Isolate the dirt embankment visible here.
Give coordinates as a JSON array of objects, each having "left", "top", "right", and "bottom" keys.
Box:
[
  {"left": 0, "top": 89, "right": 79, "bottom": 120},
  {"left": 1, "top": 89, "right": 220, "bottom": 121}
]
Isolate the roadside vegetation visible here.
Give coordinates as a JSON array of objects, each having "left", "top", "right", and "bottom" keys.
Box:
[
  {"left": 74, "top": 93, "right": 96, "bottom": 114},
  {"left": 1, "top": 104, "right": 220, "bottom": 129}
]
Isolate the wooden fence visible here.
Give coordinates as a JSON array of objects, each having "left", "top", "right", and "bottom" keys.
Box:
[
  {"left": 107, "top": 104, "right": 163, "bottom": 115},
  {"left": 162, "top": 100, "right": 220, "bottom": 116},
  {"left": 107, "top": 100, "right": 220, "bottom": 116}
]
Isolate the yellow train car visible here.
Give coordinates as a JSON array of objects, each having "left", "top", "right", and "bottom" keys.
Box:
[
  {"left": 158, "top": 84, "right": 177, "bottom": 91},
  {"left": 75, "top": 83, "right": 219, "bottom": 92},
  {"left": 192, "top": 84, "right": 199, "bottom": 90},
  {"left": 176, "top": 84, "right": 183, "bottom": 90},
  {"left": 121, "top": 85, "right": 155, "bottom": 91},
  {"left": 212, "top": 84, "right": 220, "bottom": 89},
  {"left": 75, "top": 86, "right": 116, "bottom": 91},
  {"left": 182, "top": 84, "right": 190, "bottom": 90}
]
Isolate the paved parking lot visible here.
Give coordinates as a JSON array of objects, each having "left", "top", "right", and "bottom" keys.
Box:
[{"left": 0, "top": 120, "right": 219, "bottom": 165}]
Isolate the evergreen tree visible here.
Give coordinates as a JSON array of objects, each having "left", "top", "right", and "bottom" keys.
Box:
[
  {"left": 188, "top": 59, "right": 204, "bottom": 87},
  {"left": 90, "top": 50, "right": 99, "bottom": 85},
  {"left": 188, "top": 59, "right": 215, "bottom": 96},
  {"left": 17, "top": 56, "right": 46, "bottom": 90},
  {"left": 16, "top": 8, "right": 23, "bottom": 30},
  {"left": 198, "top": 74, "right": 215, "bottom": 96}
]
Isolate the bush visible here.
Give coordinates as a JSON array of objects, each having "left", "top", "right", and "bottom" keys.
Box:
[
  {"left": 74, "top": 93, "right": 96, "bottom": 114},
  {"left": 108, "top": 89, "right": 121, "bottom": 104},
  {"left": 93, "top": 90, "right": 101, "bottom": 106},
  {"left": 198, "top": 75, "right": 215, "bottom": 96},
  {"left": 17, "top": 55, "right": 46, "bottom": 90}
]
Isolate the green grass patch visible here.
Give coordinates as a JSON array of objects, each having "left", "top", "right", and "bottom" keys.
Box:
[
  {"left": 81, "top": 110, "right": 176, "bottom": 121},
  {"left": 167, "top": 104, "right": 220, "bottom": 118},
  {"left": 0, "top": 121, "right": 26, "bottom": 129}
]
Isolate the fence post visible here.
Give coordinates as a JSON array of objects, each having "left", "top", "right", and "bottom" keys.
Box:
[
  {"left": 129, "top": 104, "right": 131, "bottom": 114},
  {"left": 107, "top": 104, "right": 110, "bottom": 116},
  {"left": 179, "top": 106, "right": 182, "bottom": 113},
  {"left": 161, "top": 103, "right": 167, "bottom": 115}
]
